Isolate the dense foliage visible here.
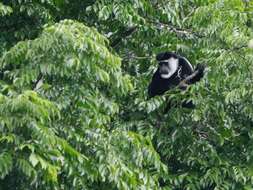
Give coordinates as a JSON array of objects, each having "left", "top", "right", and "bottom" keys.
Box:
[{"left": 0, "top": 0, "right": 253, "bottom": 189}]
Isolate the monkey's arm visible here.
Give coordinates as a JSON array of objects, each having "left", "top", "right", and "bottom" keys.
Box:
[{"left": 178, "top": 64, "right": 205, "bottom": 89}]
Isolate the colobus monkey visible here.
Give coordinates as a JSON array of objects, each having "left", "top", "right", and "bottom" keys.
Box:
[{"left": 148, "top": 52, "right": 205, "bottom": 107}]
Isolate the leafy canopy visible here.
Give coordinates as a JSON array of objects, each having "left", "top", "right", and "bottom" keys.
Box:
[{"left": 1, "top": 0, "right": 253, "bottom": 190}]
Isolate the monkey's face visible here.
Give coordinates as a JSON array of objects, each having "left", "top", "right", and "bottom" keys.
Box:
[{"left": 159, "top": 57, "right": 179, "bottom": 79}]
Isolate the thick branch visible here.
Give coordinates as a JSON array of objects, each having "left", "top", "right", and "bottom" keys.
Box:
[{"left": 32, "top": 73, "right": 43, "bottom": 91}]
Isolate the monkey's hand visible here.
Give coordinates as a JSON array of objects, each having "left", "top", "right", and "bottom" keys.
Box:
[{"left": 195, "top": 64, "right": 206, "bottom": 74}]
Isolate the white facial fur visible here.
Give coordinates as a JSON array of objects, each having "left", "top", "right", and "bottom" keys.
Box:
[{"left": 160, "top": 57, "right": 179, "bottom": 79}]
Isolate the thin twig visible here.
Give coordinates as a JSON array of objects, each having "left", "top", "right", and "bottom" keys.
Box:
[
  {"left": 146, "top": 19, "right": 205, "bottom": 38},
  {"left": 178, "top": 69, "right": 200, "bottom": 88}
]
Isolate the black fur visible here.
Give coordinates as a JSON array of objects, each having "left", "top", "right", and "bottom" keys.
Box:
[{"left": 148, "top": 52, "right": 205, "bottom": 99}]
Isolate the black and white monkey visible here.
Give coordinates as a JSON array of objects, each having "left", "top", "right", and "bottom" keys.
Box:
[{"left": 148, "top": 52, "right": 205, "bottom": 107}]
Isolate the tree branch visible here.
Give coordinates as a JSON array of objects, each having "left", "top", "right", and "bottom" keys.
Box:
[
  {"left": 110, "top": 26, "right": 137, "bottom": 48},
  {"left": 32, "top": 73, "right": 43, "bottom": 91},
  {"left": 146, "top": 19, "right": 205, "bottom": 38},
  {"left": 178, "top": 69, "right": 201, "bottom": 88}
]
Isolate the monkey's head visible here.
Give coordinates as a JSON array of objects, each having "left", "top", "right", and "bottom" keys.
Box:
[{"left": 156, "top": 52, "right": 179, "bottom": 79}]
